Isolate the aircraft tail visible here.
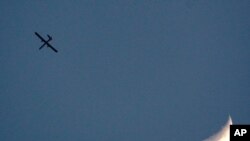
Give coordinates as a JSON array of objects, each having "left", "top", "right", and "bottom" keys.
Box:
[{"left": 47, "top": 34, "right": 52, "bottom": 40}]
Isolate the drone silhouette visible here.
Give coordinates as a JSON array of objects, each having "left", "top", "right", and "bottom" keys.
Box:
[{"left": 34, "top": 32, "right": 58, "bottom": 53}]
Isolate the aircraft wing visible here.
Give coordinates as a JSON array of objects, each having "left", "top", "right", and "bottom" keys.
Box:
[
  {"left": 35, "top": 32, "right": 46, "bottom": 42},
  {"left": 47, "top": 43, "right": 58, "bottom": 53}
]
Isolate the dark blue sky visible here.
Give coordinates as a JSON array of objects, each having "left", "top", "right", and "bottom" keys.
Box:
[{"left": 1, "top": 0, "right": 250, "bottom": 141}]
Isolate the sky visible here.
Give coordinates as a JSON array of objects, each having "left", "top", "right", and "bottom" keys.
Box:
[{"left": 0, "top": 0, "right": 250, "bottom": 141}]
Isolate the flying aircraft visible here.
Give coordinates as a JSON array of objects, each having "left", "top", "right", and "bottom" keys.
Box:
[{"left": 34, "top": 32, "right": 58, "bottom": 53}]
